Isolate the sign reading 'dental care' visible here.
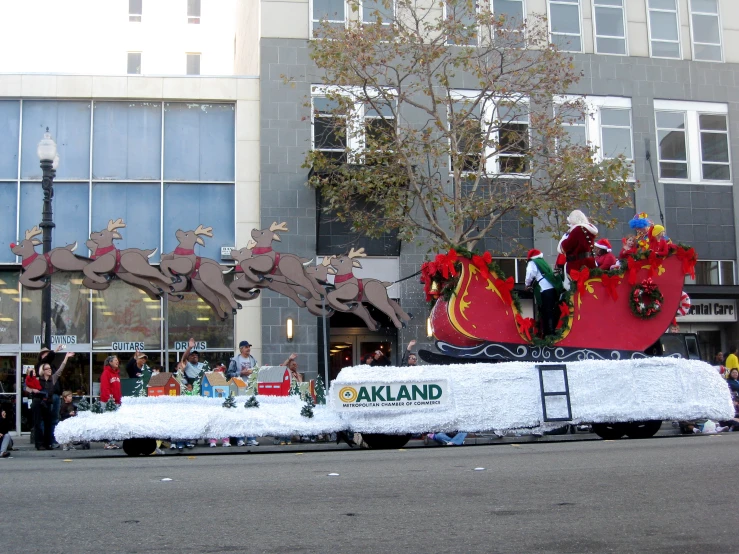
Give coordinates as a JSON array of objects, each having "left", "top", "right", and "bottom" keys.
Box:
[
  {"left": 174, "top": 341, "right": 207, "bottom": 351},
  {"left": 677, "top": 299, "right": 736, "bottom": 322},
  {"left": 335, "top": 380, "right": 449, "bottom": 410},
  {"left": 33, "top": 335, "right": 77, "bottom": 345}
]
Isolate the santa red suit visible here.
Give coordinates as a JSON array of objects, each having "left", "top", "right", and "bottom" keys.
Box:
[
  {"left": 594, "top": 239, "right": 618, "bottom": 270},
  {"left": 557, "top": 210, "right": 598, "bottom": 276}
]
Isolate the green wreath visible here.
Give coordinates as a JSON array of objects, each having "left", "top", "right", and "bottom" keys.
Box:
[{"left": 629, "top": 279, "right": 663, "bottom": 319}]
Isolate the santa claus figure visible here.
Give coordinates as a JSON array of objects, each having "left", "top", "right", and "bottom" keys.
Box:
[
  {"left": 557, "top": 209, "right": 598, "bottom": 277},
  {"left": 594, "top": 238, "right": 618, "bottom": 270}
]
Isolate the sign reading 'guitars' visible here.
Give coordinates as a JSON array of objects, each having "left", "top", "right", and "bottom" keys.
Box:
[{"left": 335, "top": 381, "right": 449, "bottom": 410}]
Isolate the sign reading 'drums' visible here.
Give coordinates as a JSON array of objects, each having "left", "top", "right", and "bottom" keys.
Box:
[{"left": 335, "top": 381, "right": 449, "bottom": 410}]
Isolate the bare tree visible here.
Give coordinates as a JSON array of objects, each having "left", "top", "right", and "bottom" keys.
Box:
[{"left": 305, "top": 0, "right": 634, "bottom": 252}]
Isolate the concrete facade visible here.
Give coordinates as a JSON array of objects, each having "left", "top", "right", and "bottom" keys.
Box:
[{"left": 255, "top": 0, "right": 739, "bottom": 372}]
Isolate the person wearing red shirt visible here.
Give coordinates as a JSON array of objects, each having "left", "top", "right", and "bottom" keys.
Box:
[
  {"left": 594, "top": 239, "right": 618, "bottom": 271},
  {"left": 99, "top": 355, "right": 122, "bottom": 450}
]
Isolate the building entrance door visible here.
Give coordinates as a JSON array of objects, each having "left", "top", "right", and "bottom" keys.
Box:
[
  {"left": 329, "top": 333, "right": 396, "bottom": 380},
  {"left": 0, "top": 354, "right": 21, "bottom": 434}
]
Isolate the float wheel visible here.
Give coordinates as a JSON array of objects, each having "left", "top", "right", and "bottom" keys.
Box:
[
  {"left": 591, "top": 423, "right": 629, "bottom": 440},
  {"left": 624, "top": 420, "right": 662, "bottom": 439},
  {"left": 361, "top": 433, "right": 411, "bottom": 449},
  {"left": 122, "top": 438, "right": 157, "bottom": 456}
]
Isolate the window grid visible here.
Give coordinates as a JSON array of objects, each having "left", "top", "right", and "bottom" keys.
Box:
[
  {"left": 310, "top": 0, "right": 347, "bottom": 39},
  {"left": 647, "top": 0, "right": 681, "bottom": 59},
  {"left": 493, "top": 0, "right": 526, "bottom": 48},
  {"left": 548, "top": 0, "right": 582, "bottom": 53},
  {"left": 599, "top": 107, "right": 633, "bottom": 160},
  {"left": 187, "top": 0, "right": 201, "bottom": 24},
  {"left": 686, "top": 260, "right": 735, "bottom": 286},
  {"left": 444, "top": 0, "right": 479, "bottom": 46},
  {"left": 592, "top": 0, "right": 627, "bottom": 56},
  {"left": 127, "top": 52, "right": 141, "bottom": 75},
  {"left": 186, "top": 53, "right": 201, "bottom": 76},
  {"left": 361, "top": 0, "right": 395, "bottom": 25},
  {"left": 689, "top": 0, "right": 723, "bottom": 62},
  {"left": 654, "top": 101, "right": 730, "bottom": 184},
  {"left": 129, "top": 0, "right": 142, "bottom": 22}
]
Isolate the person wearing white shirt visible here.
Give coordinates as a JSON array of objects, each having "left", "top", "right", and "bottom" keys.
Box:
[{"left": 524, "top": 249, "right": 561, "bottom": 337}]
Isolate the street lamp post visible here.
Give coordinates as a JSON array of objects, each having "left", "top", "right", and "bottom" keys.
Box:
[{"left": 37, "top": 128, "right": 58, "bottom": 349}]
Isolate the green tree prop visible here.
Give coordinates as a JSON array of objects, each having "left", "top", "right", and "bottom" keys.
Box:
[
  {"left": 289, "top": 379, "right": 301, "bottom": 396},
  {"left": 105, "top": 397, "right": 119, "bottom": 412},
  {"left": 90, "top": 400, "right": 103, "bottom": 414},
  {"left": 77, "top": 397, "right": 91, "bottom": 412},
  {"left": 245, "top": 367, "right": 259, "bottom": 396},
  {"left": 244, "top": 395, "right": 260, "bottom": 408},
  {"left": 222, "top": 393, "right": 237, "bottom": 408},
  {"left": 314, "top": 375, "right": 326, "bottom": 405},
  {"left": 301, "top": 396, "right": 315, "bottom": 419},
  {"left": 132, "top": 375, "right": 147, "bottom": 397}
]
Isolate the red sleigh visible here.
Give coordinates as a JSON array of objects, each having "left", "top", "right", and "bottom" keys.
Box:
[{"left": 424, "top": 246, "right": 697, "bottom": 362}]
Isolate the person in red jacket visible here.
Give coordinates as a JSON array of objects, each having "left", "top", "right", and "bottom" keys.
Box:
[
  {"left": 99, "top": 355, "right": 122, "bottom": 449},
  {"left": 100, "top": 355, "right": 122, "bottom": 405},
  {"left": 557, "top": 209, "right": 598, "bottom": 278},
  {"left": 594, "top": 239, "right": 618, "bottom": 271}
]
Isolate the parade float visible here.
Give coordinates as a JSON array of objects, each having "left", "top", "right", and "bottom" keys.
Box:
[{"left": 43, "top": 216, "right": 734, "bottom": 453}]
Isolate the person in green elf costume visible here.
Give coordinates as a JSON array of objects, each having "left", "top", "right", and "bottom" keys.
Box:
[{"left": 525, "top": 249, "right": 564, "bottom": 337}]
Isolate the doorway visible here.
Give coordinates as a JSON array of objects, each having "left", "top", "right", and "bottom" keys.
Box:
[
  {"left": 0, "top": 354, "right": 21, "bottom": 434},
  {"left": 329, "top": 333, "right": 396, "bottom": 380}
]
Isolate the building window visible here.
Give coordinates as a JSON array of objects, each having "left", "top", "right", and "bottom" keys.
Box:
[
  {"left": 557, "top": 96, "right": 633, "bottom": 165},
  {"left": 188, "top": 0, "right": 201, "bottom": 24},
  {"left": 548, "top": 0, "right": 581, "bottom": 52},
  {"left": 361, "top": 0, "right": 395, "bottom": 25},
  {"left": 686, "top": 260, "right": 735, "bottom": 285},
  {"left": 445, "top": 0, "right": 478, "bottom": 46},
  {"left": 493, "top": 0, "right": 526, "bottom": 48},
  {"left": 654, "top": 100, "right": 730, "bottom": 183},
  {"left": 186, "top": 53, "right": 200, "bottom": 75},
  {"left": 689, "top": 0, "right": 722, "bottom": 61},
  {"left": 311, "top": 87, "right": 396, "bottom": 165},
  {"left": 648, "top": 0, "right": 680, "bottom": 59},
  {"left": 311, "top": 0, "right": 346, "bottom": 38},
  {"left": 449, "top": 93, "right": 530, "bottom": 175},
  {"left": 127, "top": 52, "right": 141, "bottom": 75},
  {"left": 593, "top": 0, "right": 626, "bottom": 55},
  {"left": 129, "top": 0, "right": 142, "bottom": 22}
]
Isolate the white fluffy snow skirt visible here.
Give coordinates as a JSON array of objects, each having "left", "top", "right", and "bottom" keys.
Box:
[{"left": 55, "top": 358, "right": 734, "bottom": 443}]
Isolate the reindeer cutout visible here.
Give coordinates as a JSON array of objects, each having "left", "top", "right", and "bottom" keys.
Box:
[
  {"left": 83, "top": 219, "right": 172, "bottom": 300},
  {"left": 160, "top": 225, "right": 241, "bottom": 319},
  {"left": 230, "top": 242, "right": 334, "bottom": 316},
  {"left": 236, "top": 222, "right": 326, "bottom": 301},
  {"left": 11, "top": 226, "right": 89, "bottom": 289},
  {"left": 327, "top": 248, "right": 411, "bottom": 331}
]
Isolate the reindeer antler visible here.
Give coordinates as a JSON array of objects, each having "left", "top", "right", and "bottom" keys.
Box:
[
  {"left": 107, "top": 218, "right": 126, "bottom": 231},
  {"left": 269, "top": 221, "right": 289, "bottom": 233},
  {"left": 194, "top": 225, "right": 213, "bottom": 237},
  {"left": 321, "top": 256, "right": 334, "bottom": 267},
  {"left": 25, "top": 226, "right": 42, "bottom": 240},
  {"left": 348, "top": 247, "right": 367, "bottom": 259}
]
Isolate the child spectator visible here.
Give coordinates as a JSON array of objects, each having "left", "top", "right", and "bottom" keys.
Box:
[
  {"left": 426, "top": 432, "right": 467, "bottom": 446},
  {"left": 59, "top": 391, "right": 89, "bottom": 451},
  {"left": 594, "top": 239, "right": 618, "bottom": 270}
]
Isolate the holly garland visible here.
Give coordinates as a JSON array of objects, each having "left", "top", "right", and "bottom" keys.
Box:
[{"left": 630, "top": 278, "right": 663, "bottom": 319}]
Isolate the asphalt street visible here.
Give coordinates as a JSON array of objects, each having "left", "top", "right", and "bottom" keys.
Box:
[{"left": 2, "top": 434, "right": 737, "bottom": 554}]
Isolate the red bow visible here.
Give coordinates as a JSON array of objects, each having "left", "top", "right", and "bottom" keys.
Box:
[
  {"left": 515, "top": 314, "right": 535, "bottom": 341},
  {"left": 675, "top": 247, "right": 697, "bottom": 279},
  {"left": 435, "top": 249, "right": 459, "bottom": 280},
  {"left": 556, "top": 301, "right": 571, "bottom": 330},
  {"left": 494, "top": 276, "right": 515, "bottom": 307},
  {"left": 471, "top": 251, "right": 493, "bottom": 281},
  {"left": 569, "top": 267, "right": 590, "bottom": 297},
  {"left": 646, "top": 251, "right": 660, "bottom": 278},
  {"left": 600, "top": 274, "right": 621, "bottom": 301},
  {"left": 627, "top": 261, "right": 639, "bottom": 285}
]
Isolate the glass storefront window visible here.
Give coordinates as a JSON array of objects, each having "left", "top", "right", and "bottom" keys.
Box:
[
  {"left": 0, "top": 182, "right": 18, "bottom": 264},
  {"left": 0, "top": 272, "right": 20, "bottom": 344},
  {"left": 19, "top": 182, "right": 90, "bottom": 251},
  {"left": 166, "top": 351, "right": 232, "bottom": 373},
  {"left": 92, "top": 280, "right": 161, "bottom": 350},
  {"left": 167, "top": 287, "right": 235, "bottom": 351},
  {"left": 21, "top": 272, "right": 90, "bottom": 345}
]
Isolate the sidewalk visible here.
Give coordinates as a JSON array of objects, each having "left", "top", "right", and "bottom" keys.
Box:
[{"left": 4, "top": 423, "right": 687, "bottom": 458}]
